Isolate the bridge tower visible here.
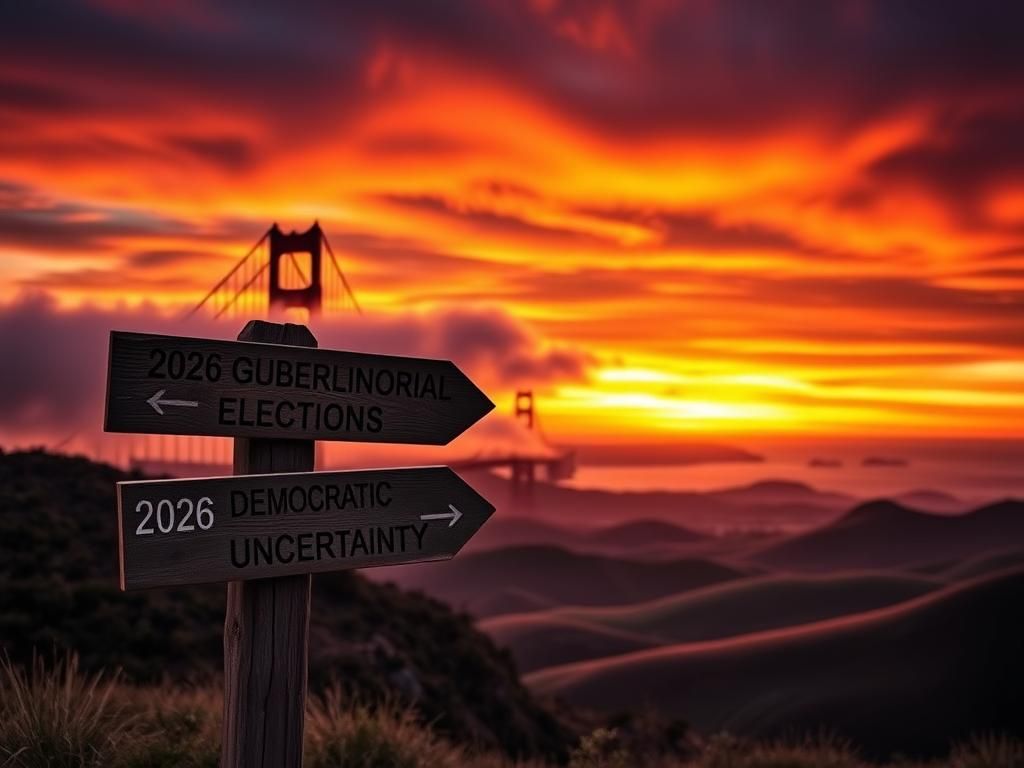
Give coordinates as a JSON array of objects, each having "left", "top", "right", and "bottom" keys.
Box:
[
  {"left": 126, "top": 223, "right": 362, "bottom": 475},
  {"left": 511, "top": 390, "right": 536, "bottom": 508},
  {"left": 515, "top": 390, "right": 534, "bottom": 429},
  {"left": 269, "top": 222, "right": 323, "bottom": 316}
]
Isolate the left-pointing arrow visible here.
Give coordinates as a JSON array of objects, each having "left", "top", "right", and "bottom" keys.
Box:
[{"left": 146, "top": 389, "right": 200, "bottom": 416}]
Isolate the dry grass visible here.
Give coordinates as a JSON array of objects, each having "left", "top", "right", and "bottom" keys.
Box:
[
  {"left": 305, "top": 687, "right": 546, "bottom": 768},
  {"left": 0, "top": 653, "right": 130, "bottom": 768},
  {"left": 305, "top": 687, "right": 466, "bottom": 768},
  {"left": 1, "top": 655, "right": 1021, "bottom": 768},
  {"left": 947, "top": 734, "right": 1024, "bottom": 768}
]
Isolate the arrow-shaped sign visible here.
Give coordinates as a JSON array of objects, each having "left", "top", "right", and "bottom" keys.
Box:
[
  {"left": 146, "top": 389, "right": 200, "bottom": 416},
  {"left": 104, "top": 331, "right": 494, "bottom": 444},
  {"left": 116, "top": 466, "right": 494, "bottom": 590},
  {"left": 420, "top": 504, "right": 463, "bottom": 528}
]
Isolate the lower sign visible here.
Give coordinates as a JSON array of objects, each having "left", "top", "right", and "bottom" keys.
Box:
[{"left": 116, "top": 467, "right": 494, "bottom": 590}]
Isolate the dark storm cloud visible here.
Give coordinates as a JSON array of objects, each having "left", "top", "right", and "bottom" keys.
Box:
[
  {"left": 2, "top": 0, "right": 1023, "bottom": 221},
  {"left": 673, "top": 273, "right": 1024, "bottom": 356},
  {"left": 0, "top": 77, "right": 92, "bottom": 114},
  {"left": 742, "top": 275, "right": 1024, "bottom": 322},
  {"left": 354, "top": 0, "right": 1024, "bottom": 136},
  {"left": 21, "top": 268, "right": 197, "bottom": 293},
  {"left": 377, "top": 193, "right": 614, "bottom": 246},
  {"left": 126, "top": 249, "right": 215, "bottom": 269},
  {"left": 869, "top": 105, "right": 1024, "bottom": 217},
  {"left": 961, "top": 267, "right": 1024, "bottom": 282},
  {"left": 0, "top": 187, "right": 190, "bottom": 250},
  {"left": 576, "top": 207, "right": 809, "bottom": 253},
  {"left": 499, "top": 268, "right": 690, "bottom": 304},
  {"left": 0, "top": 2, "right": 364, "bottom": 105},
  {"left": 0, "top": 180, "right": 266, "bottom": 254},
  {"left": 3, "top": 0, "right": 1021, "bottom": 139},
  {"left": 326, "top": 230, "right": 516, "bottom": 285},
  {"left": 163, "top": 135, "right": 257, "bottom": 172}
]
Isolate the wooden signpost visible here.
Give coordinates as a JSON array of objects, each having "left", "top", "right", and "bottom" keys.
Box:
[
  {"left": 105, "top": 329, "right": 494, "bottom": 444},
  {"left": 103, "top": 320, "right": 496, "bottom": 768},
  {"left": 116, "top": 466, "right": 494, "bottom": 589}
]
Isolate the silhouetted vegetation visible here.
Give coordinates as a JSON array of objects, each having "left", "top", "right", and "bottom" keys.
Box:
[
  {"left": 3, "top": 654, "right": 1022, "bottom": 767},
  {"left": 0, "top": 450, "right": 569, "bottom": 761}
]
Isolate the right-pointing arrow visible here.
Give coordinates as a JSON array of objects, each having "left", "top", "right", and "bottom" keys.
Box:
[
  {"left": 117, "top": 466, "right": 494, "bottom": 590},
  {"left": 420, "top": 504, "right": 463, "bottom": 527}
]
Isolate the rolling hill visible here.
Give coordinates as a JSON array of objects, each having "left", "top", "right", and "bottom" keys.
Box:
[
  {"left": 482, "top": 571, "right": 941, "bottom": 672},
  {"left": 528, "top": 567, "right": 1024, "bottom": 759},
  {"left": 379, "top": 545, "right": 749, "bottom": 617},
  {"left": 465, "top": 515, "right": 709, "bottom": 557},
  {"left": 482, "top": 615, "right": 661, "bottom": 674},
  {"left": 749, "top": 498, "right": 1024, "bottom": 571},
  {"left": 462, "top": 471, "right": 850, "bottom": 532},
  {"left": 940, "top": 548, "right": 1024, "bottom": 581}
]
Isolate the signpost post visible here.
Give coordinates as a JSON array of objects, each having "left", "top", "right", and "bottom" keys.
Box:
[{"left": 103, "top": 320, "right": 496, "bottom": 768}]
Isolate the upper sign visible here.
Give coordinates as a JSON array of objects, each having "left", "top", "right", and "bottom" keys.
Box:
[
  {"left": 104, "top": 331, "right": 494, "bottom": 444},
  {"left": 116, "top": 466, "right": 494, "bottom": 589}
]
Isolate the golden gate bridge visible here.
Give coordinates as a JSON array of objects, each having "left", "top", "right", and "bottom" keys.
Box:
[
  {"left": 187, "top": 222, "right": 361, "bottom": 320},
  {"left": 118, "top": 223, "right": 574, "bottom": 503}
]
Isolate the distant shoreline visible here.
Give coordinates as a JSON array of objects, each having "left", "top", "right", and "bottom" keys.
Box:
[{"left": 566, "top": 442, "right": 763, "bottom": 467}]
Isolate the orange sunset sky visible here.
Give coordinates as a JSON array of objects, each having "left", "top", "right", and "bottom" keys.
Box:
[{"left": 1, "top": 1, "right": 1023, "bottom": 447}]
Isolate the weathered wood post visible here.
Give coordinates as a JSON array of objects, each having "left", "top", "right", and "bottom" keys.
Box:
[{"left": 221, "top": 320, "right": 316, "bottom": 768}]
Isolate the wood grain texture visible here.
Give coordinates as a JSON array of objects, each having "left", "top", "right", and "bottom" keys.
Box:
[
  {"left": 104, "top": 328, "right": 494, "bottom": 444},
  {"left": 222, "top": 321, "right": 315, "bottom": 768}
]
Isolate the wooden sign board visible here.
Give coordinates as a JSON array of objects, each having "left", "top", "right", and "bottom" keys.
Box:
[
  {"left": 116, "top": 466, "right": 494, "bottom": 590},
  {"left": 104, "top": 331, "right": 494, "bottom": 444}
]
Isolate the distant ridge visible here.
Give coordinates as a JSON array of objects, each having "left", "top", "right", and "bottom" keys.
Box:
[
  {"left": 471, "top": 588, "right": 560, "bottom": 618},
  {"left": 462, "top": 470, "right": 853, "bottom": 533},
  {"left": 706, "top": 479, "right": 855, "bottom": 509},
  {"left": 571, "top": 441, "right": 762, "bottom": 466},
  {"left": 587, "top": 519, "right": 709, "bottom": 547},
  {"left": 837, "top": 498, "right": 920, "bottom": 525},
  {"left": 940, "top": 548, "right": 1024, "bottom": 581},
  {"left": 466, "top": 516, "right": 708, "bottom": 555},
  {"left": 482, "top": 615, "right": 660, "bottom": 673},
  {"left": 749, "top": 498, "right": 1024, "bottom": 570},
  {"left": 893, "top": 489, "right": 966, "bottom": 513}
]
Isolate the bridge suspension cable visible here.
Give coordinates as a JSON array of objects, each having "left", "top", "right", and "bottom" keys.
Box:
[
  {"left": 185, "top": 231, "right": 269, "bottom": 319},
  {"left": 185, "top": 224, "right": 362, "bottom": 320},
  {"left": 323, "top": 231, "right": 363, "bottom": 315}
]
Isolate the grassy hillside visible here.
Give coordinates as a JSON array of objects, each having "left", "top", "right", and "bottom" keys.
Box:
[
  {"left": 528, "top": 568, "right": 1024, "bottom": 760},
  {"left": 0, "top": 450, "right": 570, "bottom": 760}
]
